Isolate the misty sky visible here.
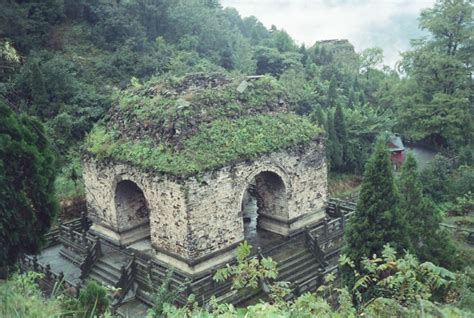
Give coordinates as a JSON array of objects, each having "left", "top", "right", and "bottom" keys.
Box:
[{"left": 221, "top": 0, "right": 436, "bottom": 66}]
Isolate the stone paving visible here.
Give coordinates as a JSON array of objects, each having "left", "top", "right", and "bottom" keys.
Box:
[{"left": 36, "top": 245, "right": 81, "bottom": 284}]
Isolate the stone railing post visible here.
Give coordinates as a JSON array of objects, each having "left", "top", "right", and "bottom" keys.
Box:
[
  {"left": 80, "top": 211, "right": 88, "bottom": 232},
  {"left": 324, "top": 219, "right": 328, "bottom": 237},
  {"left": 58, "top": 218, "right": 63, "bottom": 236},
  {"left": 147, "top": 260, "right": 153, "bottom": 281},
  {"left": 33, "top": 256, "right": 39, "bottom": 272},
  {"left": 45, "top": 264, "right": 52, "bottom": 280},
  {"left": 76, "top": 281, "right": 82, "bottom": 298}
]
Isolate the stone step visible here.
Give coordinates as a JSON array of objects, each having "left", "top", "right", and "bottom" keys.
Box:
[
  {"left": 278, "top": 254, "right": 318, "bottom": 282},
  {"left": 266, "top": 238, "right": 306, "bottom": 262},
  {"left": 277, "top": 250, "right": 312, "bottom": 272},
  {"left": 96, "top": 257, "right": 123, "bottom": 274},
  {"left": 90, "top": 265, "right": 121, "bottom": 287},
  {"left": 89, "top": 272, "right": 117, "bottom": 288},
  {"left": 59, "top": 247, "right": 86, "bottom": 266},
  {"left": 283, "top": 261, "right": 321, "bottom": 285}
]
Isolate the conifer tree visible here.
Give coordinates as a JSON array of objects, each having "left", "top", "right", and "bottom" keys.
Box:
[
  {"left": 342, "top": 138, "right": 408, "bottom": 268},
  {"left": 29, "top": 61, "right": 49, "bottom": 118},
  {"left": 347, "top": 89, "right": 355, "bottom": 108},
  {"left": 333, "top": 103, "right": 348, "bottom": 171},
  {"left": 399, "top": 153, "right": 459, "bottom": 269},
  {"left": 310, "top": 106, "right": 325, "bottom": 129},
  {"left": 326, "top": 75, "right": 337, "bottom": 107},
  {"left": 0, "top": 99, "right": 58, "bottom": 275},
  {"left": 326, "top": 109, "right": 342, "bottom": 169}
]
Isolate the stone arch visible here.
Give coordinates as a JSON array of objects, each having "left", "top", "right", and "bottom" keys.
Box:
[
  {"left": 240, "top": 168, "right": 290, "bottom": 237},
  {"left": 114, "top": 179, "right": 151, "bottom": 244},
  {"left": 253, "top": 171, "right": 288, "bottom": 218}
]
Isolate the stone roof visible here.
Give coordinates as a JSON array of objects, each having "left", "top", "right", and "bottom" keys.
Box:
[{"left": 85, "top": 73, "right": 323, "bottom": 176}]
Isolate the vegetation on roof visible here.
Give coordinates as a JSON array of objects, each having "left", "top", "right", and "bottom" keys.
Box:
[{"left": 86, "top": 113, "right": 322, "bottom": 176}]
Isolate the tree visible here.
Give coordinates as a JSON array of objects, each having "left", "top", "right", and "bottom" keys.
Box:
[
  {"left": 399, "top": 153, "right": 459, "bottom": 269},
  {"left": 398, "top": 0, "right": 473, "bottom": 148},
  {"left": 359, "top": 47, "right": 384, "bottom": 80},
  {"left": 333, "top": 103, "right": 349, "bottom": 171},
  {"left": 0, "top": 99, "right": 58, "bottom": 274},
  {"left": 326, "top": 109, "right": 342, "bottom": 169},
  {"left": 29, "top": 61, "right": 49, "bottom": 118},
  {"left": 326, "top": 75, "right": 338, "bottom": 107},
  {"left": 342, "top": 137, "right": 408, "bottom": 274}
]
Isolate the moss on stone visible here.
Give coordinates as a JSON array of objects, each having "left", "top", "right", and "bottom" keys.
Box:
[{"left": 85, "top": 74, "right": 323, "bottom": 176}]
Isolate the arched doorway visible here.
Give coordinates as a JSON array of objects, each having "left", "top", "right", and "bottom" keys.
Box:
[
  {"left": 114, "top": 180, "right": 150, "bottom": 244},
  {"left": 241, "top": 171, "right": 288, "bottom": 246}
]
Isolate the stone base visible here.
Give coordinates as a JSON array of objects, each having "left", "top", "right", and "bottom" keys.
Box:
[
  {"left": 289, "top": 209, "right": 325, "bottom": 235},
  {"left": 258, "top": 209, "right": 325, "bottom": 237},
  {"left": 151, "top": 243, "right": 238, "bottom": 276},
  {"left": 90, "top": 223, "right": 150, "bottom": 247},
  {"left": 258, "top": 213, "right": 291, "bottom": 236}
]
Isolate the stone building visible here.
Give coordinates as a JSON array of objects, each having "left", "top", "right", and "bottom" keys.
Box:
[{"left": 82, "top": 74, "right": 328, "bottom": 275}]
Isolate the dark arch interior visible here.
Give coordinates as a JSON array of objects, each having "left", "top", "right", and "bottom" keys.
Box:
[
  {"left": 115, "top": 180, "right": 149, "bottom": 224},
  {"left": 241, "top": 171, "right": 286, "bottom": 247}
]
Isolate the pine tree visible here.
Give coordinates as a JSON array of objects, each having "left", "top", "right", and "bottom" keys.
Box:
[
  {"left": 347, "top": 89, "right": 355, "bottom": 108},
  {"left": 342, "top": 138, "right": 408, "bottom": 268},
  {"left": 326, "top": 75, "right": 337, "bottom": 107},
  {"left": 0, "top": 99, "right": 58, "bottom": 275},
  {"left": 326, "top": 109, "right": 342, "bottom": 169},
  {"left": 333, "top": 103, "right": 348, "bottom": 171},
  {"left": 29, "top": 61, "right": 49, "bottom": 118},
  {"left": 399, "top": 153, "right": 459, "bottom": 269},
  {"left": 310, "top": 106, "right": 326, "bottom": 129}
]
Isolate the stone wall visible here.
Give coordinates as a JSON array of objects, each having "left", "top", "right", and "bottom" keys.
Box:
[
  {"left": 82, "top": 159, "right": 190, "bottom": 257},
  {"left": 82, "top": 138, "right": 327, "bottom": 274},
  {"left": 184, "top": 139, "right": 327, "bottom": 261}
]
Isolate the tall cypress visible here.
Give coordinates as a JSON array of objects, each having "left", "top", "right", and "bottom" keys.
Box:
[
  {"left": 29, "top": 61, "right": 49, "bottom": 118},
  {"left": 342, "top": 138, "right": 408, "bottom": 266},
  {"left": 399, "top": 153, "right": 459, "bottom": 269},
  {"left": 326, "top": 109, "right": 342, "bottom": 169},
  {"left": 333, "top": 103, "right": 348, "bottom": 171},
  {"left": 310, "top": 106, "right": 326, "bottom": 129},
  {"left": 326, "top": 75, "right": 337, "bottom": 107}
]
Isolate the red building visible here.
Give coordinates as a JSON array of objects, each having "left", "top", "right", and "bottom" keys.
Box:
[{"left": 386, "top": 134, "right": 405, "bottom": 170}]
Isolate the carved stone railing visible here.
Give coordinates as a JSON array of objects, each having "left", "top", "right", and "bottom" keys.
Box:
[
  {"left": 111, "top": 253, "right": 136, "bottom": 313},
  {"left": 19, "top": 254, "right": 82, "bottom": 297},
  {"left": 44, "top": 212, "right": 91, "bottom": 249},
  {"left": 326, "top": 199, "right": 356, "bottom": 219},
  {"left": 306, "top": 208, "right": 355, "bottom": 264},
  {"left": 79, "top": 236, "right": 102, "bottom": 280}
]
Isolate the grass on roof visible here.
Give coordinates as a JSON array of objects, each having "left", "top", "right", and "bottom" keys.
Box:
[{"left": 85, "top": 113, "right": 322, "bottom": 176}]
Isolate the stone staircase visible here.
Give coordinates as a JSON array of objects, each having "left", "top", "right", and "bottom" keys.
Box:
[
  {"left": 89, "top": 258, "right": 122, "bottom": 287},
  {"left": 278, "top": 249, "right": 322, "bottom": 286},
  {"left": 264, "top": 235, "right": 325, "bottom": 296}
]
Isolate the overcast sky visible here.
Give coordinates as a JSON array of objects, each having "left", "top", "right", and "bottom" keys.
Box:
[{"left": 221, "top": 0, "right": 436, "bottom": 66}]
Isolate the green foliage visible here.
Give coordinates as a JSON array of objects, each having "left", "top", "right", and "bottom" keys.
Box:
[
  {"left": 0, "top": 272, "right": 64, "bottom": 317},
  {"left": 147, "top": 270, "right": 189, "bottom": 317},
  {"left": 420, "top": 155, "right": 454, "bottom": 203},
  {"left": 399, "top": 154, "right": 460, "bottom": 270},
  {"left": 342, "top": 137, "right": 409, "bottom": 278},
  {"left": 340, "top": 244, "right": 459, "bottom": 309},
  {"left": 397, "top": 0, "right": 473, "bottom": 148},
  {"left": 0, "top": 100, "right": 58, "bottom": 268},
  {"left": 54, "top": 152, "right": 85, "bottom": 201},
  {"left": 213, "top": 241, "right": 284, "bottom": 297},
  {"left": 86, "top": 113, "right": 321, "bottom": 176},
  {"left": 78, "top": 280, "right": 111, "bottom": 317}
]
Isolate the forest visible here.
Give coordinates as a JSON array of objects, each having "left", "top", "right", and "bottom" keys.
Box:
[{"left": 0, "top": 0, "right": 473, "bottom": 317}]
